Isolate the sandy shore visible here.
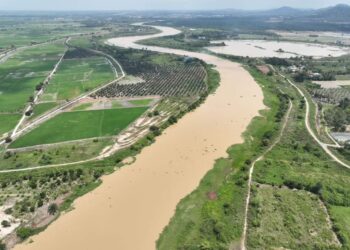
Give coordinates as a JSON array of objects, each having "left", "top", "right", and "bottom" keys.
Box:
[{"left": 14, "top": 25, "right": 264, "bottom": 250}]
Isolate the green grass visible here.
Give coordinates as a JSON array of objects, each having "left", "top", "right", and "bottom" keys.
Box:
[
  {"left": 71, "top": 103, "right": 93, "bottom": 111},
  {"left": 44, "top": 57, "right": 115, "bottom": 101},
  {"left": 10, "top": 107, "right": 147, "bottom": 148},
  {"left": 0, "top": 138, "right": 112, "bottom": 170},
  {"left": 330, "top": 206, "right": 350, "bottom": 246},
  {"left": 0, "top": 42, "right": 66, "bottom": 113},
  {"left": 30, "top": 102, "right": 57, "bottom": 120},
  {"left": 247, "top": 186, "right": 339, "bottom": 249},
  {"left": 0, "top": 113, "right": 21, "bottom": 135},
  {"left": 128, "top": 99, "right": 154, "bottom": 106},
  {"left": 251, "top": 70, "right": 350, "bottom": 248}
]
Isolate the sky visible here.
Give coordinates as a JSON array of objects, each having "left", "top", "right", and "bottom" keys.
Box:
[{"left": 1, "top": 0, "right": 350, "bottom": 11}]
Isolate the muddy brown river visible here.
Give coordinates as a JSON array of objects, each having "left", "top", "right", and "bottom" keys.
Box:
[{"left": 14, "top": 25, "right": 264, "bottom": 250}]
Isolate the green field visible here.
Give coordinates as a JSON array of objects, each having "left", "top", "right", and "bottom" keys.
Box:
[
  {"left": 0, "top": 138, "right": 113, "bottom": 170},
  {"left": 10, "top": 107, "right": 147, "bottom": 148},
  {"left": 330, "top": 206, "right": 350, "bottom": 245},
  {"left": 30, "top": 102, "right": 57, "bottom": 120},
  {"left": 0, "top": 42, "right": 66, "bottom": 113},
  {"left": 247, "top": 186, "right": 339, "bottom": 249},
  {"left": 43, "top": 57, "right": 115, "bottom": 101},
  {"left": 128, "top": 99, "right": 154, "bottom": 106},
  {"left": 0, "top": 113, "right": 21, "bottom": 135}
]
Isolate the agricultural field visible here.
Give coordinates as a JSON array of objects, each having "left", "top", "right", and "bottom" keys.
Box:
[
  {"left": 0, "top": 114, "right": 21, "bottom": 136},
  {"left": 42, "top": 55, "right": 115, "bottom": 102},
  {"left": 0, "top": 18, "right": 103, "bottom": 49},
  {"left": 10, "top": 107, "right": 147, "bottom": 148},
  {"left": 92, "top": 64, "right": 206, "bottom": 98},
  {"left": 29, "top": 102, "right": 58, "bottom": 120},
  {"left": 0, "top": 42, "right": 66, "bottom": 113}
]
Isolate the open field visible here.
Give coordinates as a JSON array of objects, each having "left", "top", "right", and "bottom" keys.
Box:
[
  {"left": 247, "top": 186, "right": 339, "bottom": 249},
  {"left": 0, "top": 42, "right": 66, "bottom": 113},
  {"left": 0, "top": 138, "right": 113, "bottom": 170},
  {"left": 29, "top": 103, "right": 58, "bottom": 120},
  {"left": 0, "top": 114, "right": 21, "bottom": 136},
  {"left": 43, "top": 56, "right": 115, "bottom": 101},
  {"left": 10, "top": 107, "right": 147, "bottom": 148}
]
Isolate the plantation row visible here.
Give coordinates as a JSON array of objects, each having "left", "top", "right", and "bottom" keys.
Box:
[
  {"left": 312, "top": 88, "right": 350, "bottom": 104},
  {"left": 91, "top": 64, "right": 207, "bottom": 98}
]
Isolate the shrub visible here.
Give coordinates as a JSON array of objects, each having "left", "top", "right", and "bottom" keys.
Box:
[
  {"left": 48, "top": 203, "right": 58, "bottom": 215},
  {"left": 16, "top": 227, "right": 35, "bottom": 240},
  {"left": 1, "top": 220, "right": 10, "bottom": 228}
]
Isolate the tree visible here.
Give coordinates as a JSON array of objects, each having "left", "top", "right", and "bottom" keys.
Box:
[
  {"left": 1, "top": 220, "right": 10, "bottom": 228},
  {"left": 48, "top": 203, "right": 58, "bottom": 215}
]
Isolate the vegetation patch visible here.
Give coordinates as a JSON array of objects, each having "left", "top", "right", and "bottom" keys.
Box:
[
  {"left": 0, "top": 114, "right": 21, "bottom": 135},
  {"left": 0, "top": 42, "right": 66, "bottom": 113},
  {"left": 10, "top": 107, "right": 147, "bottom": 148},
  {"left": 247, "top": 186, "right": 339, "bottom": 249},
  {"left": 44, "top": 56, "right": 115, "bottom": 101}
]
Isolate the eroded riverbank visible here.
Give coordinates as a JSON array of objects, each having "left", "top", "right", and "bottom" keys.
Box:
[{"left": 14, "top": 25, "right": 264, "bottom": 250}]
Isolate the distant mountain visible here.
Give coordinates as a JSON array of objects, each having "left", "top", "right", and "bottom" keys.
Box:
[
  {"left": 258, "top": 6, "right": 312, "bottom": 17},
  {"left": 312, "top": 4, "right": 350, "bottom": 22}
]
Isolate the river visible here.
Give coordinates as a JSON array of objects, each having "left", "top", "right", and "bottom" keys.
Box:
[{"left": 14, "top": 25, "right": 264, "bottom": 250}]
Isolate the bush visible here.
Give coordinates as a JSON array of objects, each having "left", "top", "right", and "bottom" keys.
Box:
[
  {"left": 1, "top": 220, "right": 10, "bottom": 228},
  {"left": 16, "top": 227, "right": 35, "bottom": 240},
  {"left": 48, "top": 203, "right": 58, "bottom": 215}
]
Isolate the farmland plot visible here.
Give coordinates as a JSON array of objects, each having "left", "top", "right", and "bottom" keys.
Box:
[
  {"left": 91, "top": 64, "right": 207, "bottom": 98},
  {"left": 10, "top": 107, "right": 147, "bottom": 148},
  {"left": 43, "top": 56, "right": 115, "bottom": 101}
]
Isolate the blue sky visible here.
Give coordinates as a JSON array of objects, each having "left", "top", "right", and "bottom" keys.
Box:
[{"left": 1, "top": 0, "right": 350, "bottom": 10}]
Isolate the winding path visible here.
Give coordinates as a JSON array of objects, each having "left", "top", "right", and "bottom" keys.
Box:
[
  {"left": 280, "top": 73, "right": 350, "bottom": 169},
  {"left": 241, "top": 100, "right": 293, "bottom": 250},
  {"left": 13, "top": 25, "right": 264, "bottom": 250}
]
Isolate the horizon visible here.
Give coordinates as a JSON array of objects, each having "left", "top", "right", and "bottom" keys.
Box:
[{"left": 1, "top": 1, "right": 350, "bottom": 11}]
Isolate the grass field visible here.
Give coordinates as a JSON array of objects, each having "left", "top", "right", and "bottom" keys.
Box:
[
  {"left": 247, "top": 186, "right": 339, "bottom": 249},
  {"left": 0, "top": 138, "right": 113, "bottom": 170},
  {"left": 128, "top": 99, "right": 154, "bottom": 106},
  {"left": 0, "top": 113, "right": 21, "bottom": 135},
  {"left": 43, "top": 57, "right": 115, "bottom": 101},
  {"left": 330, "top": 206, "right": 350, "bottom": 245},
  {"left": 30, "top": 102, "right": 57, "bottom": 120},
  {"left": 0, "top": 42, "right": 66, "bottom": 113},
  {"left": 10, "top": 107, "right": 147, "bottom": 148}
]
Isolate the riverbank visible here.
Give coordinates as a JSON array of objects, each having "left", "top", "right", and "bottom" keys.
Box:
[{"left": 14, "top": 25, "right": 264, "bottom": 250}]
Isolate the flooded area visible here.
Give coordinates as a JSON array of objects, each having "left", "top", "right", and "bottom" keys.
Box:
[
  {"left": 14, "top": 25, "right": 264, "bottom": 250},
  {"left": 207, "top": 39, "right": 350, "bottom": 58}
]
